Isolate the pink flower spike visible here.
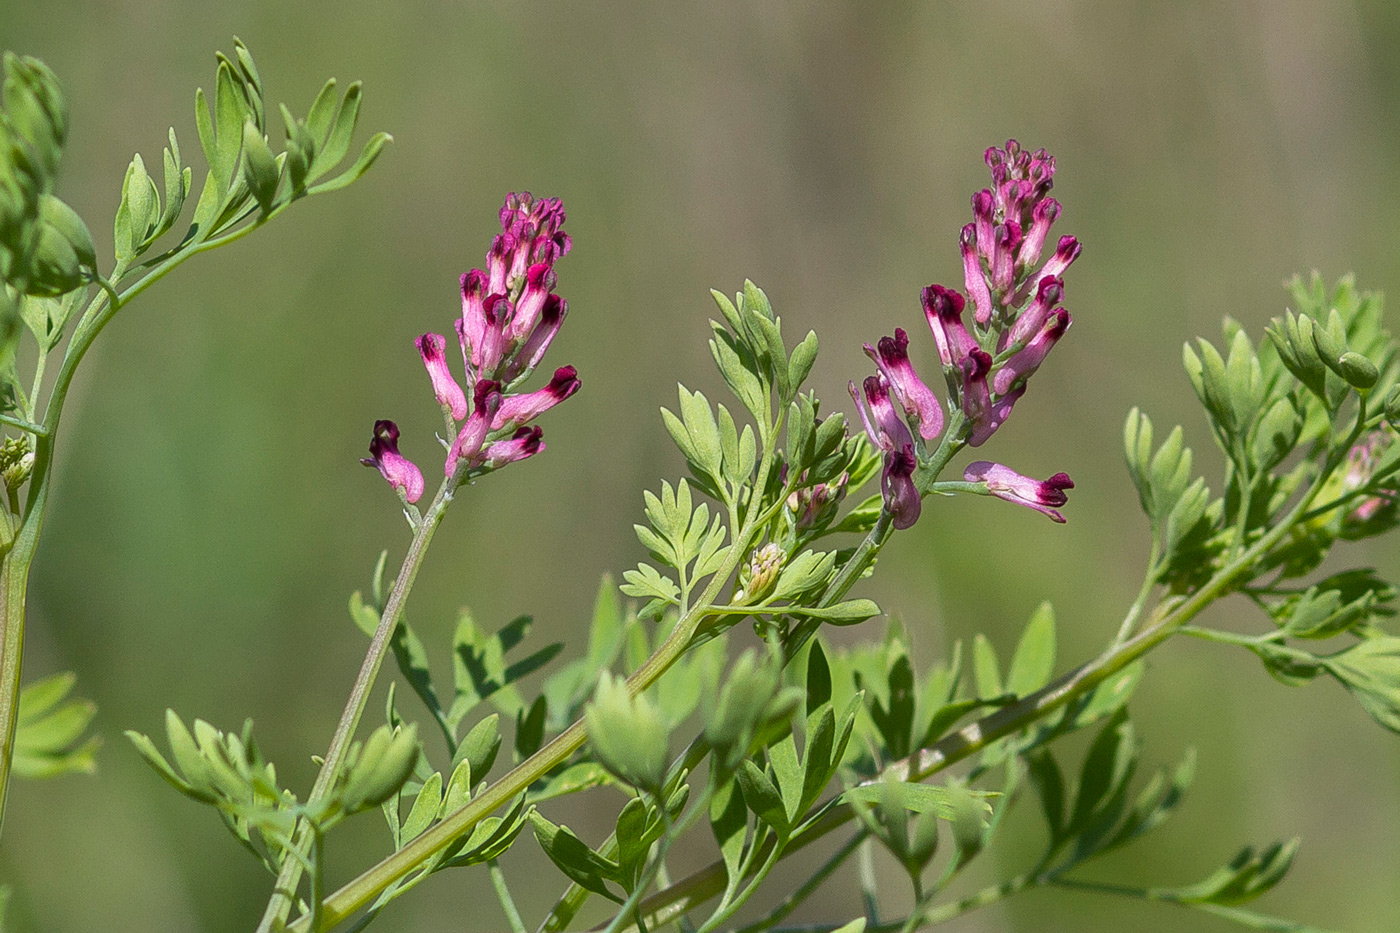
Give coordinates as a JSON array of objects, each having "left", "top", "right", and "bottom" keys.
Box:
[
  {"left": 446, "top": 380, "right": 502, "bottom": 474},
  {"left": 493, "top": 365, "right": 581, "bottom": 429},
  {"left": 484, "top": 425, "right": 546, "bottom": 467},
  {"left": 865, "top": 328, "right": 944, "bottom": 441},
  {"left": 510, "top": 262, "right": 557, "bottom": 341},
  {"left": 460, "top": 270, "right": 490, "bottom": 370},
  {"left": 960, "top": 225, "right": 994, "bottom": 325},
  {"left": 416, "top": 333, "right": 469, "bottom": 420},
  {"left": 993, "top": 309, "right": 1071, "bottom": 396},
  {"left": 964, "top": 460, "right": 1074, "bottom": 523},
  {"left": 883, "top": 444, "right": 921, "bottom": 530},
  {"left": 1020, "top": 198, "right": 1061, "bottom": 272},
  {"left": 361, "top": 420, "right": 425, "bottom": 504},
  {"left": 922, "top": 284, "right": 977, "bottom": 368}
]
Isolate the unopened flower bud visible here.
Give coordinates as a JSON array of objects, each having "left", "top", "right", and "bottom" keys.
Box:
[
  {"left": 736, "top": 542, "right": 786, "bottom": 604},
  {"left": 0, "top": 436, "right": 33, "bottom": 490}
]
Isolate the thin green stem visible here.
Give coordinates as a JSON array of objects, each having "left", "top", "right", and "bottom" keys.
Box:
[
  {"left": 734, "top": 831, "right": 866, "bottom": 933},
  {"left": 694, "top": 836, "right": 784, "bottom": 933},
  {"left": 0, "top": 414, "right": 46, "bottom": 437},
  {"left": 258, "top": 478, "right": 456, "bottom": 931},
  {"left": 488, "top": 859, "right": 528, "bottom": 933},
  {"left": 1114, "top": 539, "right": 1160, "bottom": 645}
]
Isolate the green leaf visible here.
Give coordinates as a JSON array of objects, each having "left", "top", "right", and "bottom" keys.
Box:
[
  {"left": 784, "top": 598, "right": 880, "bottom": 625},
  {"left": 1157, "top": 838, "right": 1301, "bottom": 907},
  {"left": 306, "top": 131, "right": 391, "bottom": 195},
  {"left": 806, "top": 641, "right": 832, "bottom": 715},
  {"left": 973, "top": 633, "right": 1003, "bottom": 699},
  {"left": 528, "top": 810, "right": 622, "bottom": 899},
  {"left": 240, "top": 121, "right": 278, "bottom": 211},
  {"left": 1323, "top": 635, "right": 1400, "bottom": 732},
  {"left": 15, "top": 672, "right": 97, "bottom": 779},
  {"left": 1006, "top": 602, "right": 1056, "bottom": 695},
  {"left": 788, "top": 330, "right": 819, "bottom": 393},
  {"left": 400, "top": 771, "right": 443, "bottom": 844},
  {"left": 212, "top": 61, "right": 246, "bottom": 192},
  {"left": 454, "top": 714, "right": 501, "bottom": 782},
  {"left": 736, "top": 760, "right": 788, "bottom": 835}
]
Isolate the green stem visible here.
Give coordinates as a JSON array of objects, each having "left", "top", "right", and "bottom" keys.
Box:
[
  {"left": 258, "top": 479, "right": 455, "bottom": 932},
  {"left": 488, "top": 859, "right": 528, "bottom": 933},
  {"left": 734, "top": 831, "right": 866, "bottom": 933},
  {"left": 0, "top": 552, "right": 31, "bottom": 836}
]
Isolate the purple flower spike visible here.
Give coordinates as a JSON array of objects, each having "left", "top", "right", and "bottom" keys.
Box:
[
  {"left": 964, "top": 460, "right": 1074, "bottom": 523},
  {"left": 447, "top": 380, "right": 502, "bottom": 474},
  {"left": 882, "top": 444, "right": 921, "bottom": 529},
  {"left": 494, "top": 365, "right": 581, "bottom": 429},
  {"left": 993, "top": 309, "right": 1071, "bottom": 396},
  {"left": 416, "top": 333, "right": 469, "bottom": 420},
  {"left": 960, "top": 225, "right": 994, "bottom": 325},
  {"left": 362, "top": 420, "right": 425, "bottom": 504},
  {"left": 484, "top": 425, "right": 546, "bottom": 467},
  {"left": 922, "top": 284, "right": 977, "bottom": 368},
  {"left": 865, "top": 328, "right": 944, "bottom": 441}
]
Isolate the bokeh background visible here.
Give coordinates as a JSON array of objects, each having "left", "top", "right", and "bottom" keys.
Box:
[{"left": 3, "top": 2, "right": 1400, "bottom": 930}]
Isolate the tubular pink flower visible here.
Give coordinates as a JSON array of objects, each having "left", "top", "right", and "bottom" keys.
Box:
[
  {"left": 486, "top": 233, "right": 516, "bottom": 296},
  {"left": 1020, "top": 197, "right": 1061, "bottom": 272},
  {"left": 960, "top": 348, "right": 993, "bottom": 440},
  {"left": 964, "top": 460, "right": 1074, "bottom": 523},
  {"left": 993, "top": 309, "right": 1071, "bottom": 396},
  {"left": 361, "top": 420, "right": 425, "bottom": 504},
  {"left": 864, "top": 328, "right": 944, "bottom": 441},
  {"left": 972, "top": 190, "right": 996, "bottom": 261},
  {"left": 473, "top": 295, "right": 513, "bottom": 375},
  {"left": 1005, "top": 276, "right": 1064, "bottom": 350},
  {"left": 459, "top": 270, "right": 490, "bottom": 369},
  {"left": 960, "top": 224, "right": 994, "bottom": 325},
  {"left": 510, "top": 262, "right": 557, "bottom": 341},
  {"left": 922, "top": 284, "right": 977, "bottom": 368},
  {"left": 493, "top": 365, "right": 581, "bottom": 429},
  {"left": 446, "top": 380, "right": 502, "bottom": 474},
  {"left": 505, "top": 294, "right": 567, "bottom": 382},
  {"left": 1030, "top": 235, "right": 1081, "bottom": 294},
  {"left": 850, "top": 374, "right": 916, "bottom": 455},
  {"left": 416, "top": 333, "right": 469, "bottom": 420},
  {"left": 483, "top": 425, "right": 546, "bottom": 467},
  {"left": 882, "top": 444, "right": 921, "bottom": 530},
  {"left": 969, "top": 384, "right": 1025, "bottom": 447},
  {"left": 990, "top": 222, "right": 1022, "bottom": 292}
]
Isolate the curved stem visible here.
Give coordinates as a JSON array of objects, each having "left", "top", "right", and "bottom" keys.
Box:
[{"left": 258, "top": 478, "right": 455, "bottom": 931}]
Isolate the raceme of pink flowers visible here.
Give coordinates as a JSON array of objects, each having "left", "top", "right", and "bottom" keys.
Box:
[
  {"left": 852, "top": 141, "right": 1079, "bottom": 527},
  {"left": 363, "top": 193, "right": 580, "bottom": 504}
]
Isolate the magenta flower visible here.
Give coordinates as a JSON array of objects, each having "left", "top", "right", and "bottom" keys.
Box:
[
  {"left": 361, "top": 420, "right": 425, "bottom": 504},
  {"left": 483, "top": 425, "right": 546, "bottom": 467},
  {"left": 365, "top": 193, "right": 580, "bottom": 504},
  {"left": 416, "top": 333, "right": 469, "bottom": 420},
  {"left": 964, "top": 460, "right": 1074, "bottom": 523},
  {"left": 494, "top": 365, "right": 581, "bottom": 430},
  {"left": 864, "top": 328, "right": 944, "bottom": 441},
  {"left": 922, "top": 284, "right": 977, "bottom": 370},
  {"left": 850, "top": 375, "right": 916, "bottom": 455},
  {"left": 992, "top": 308, "right": 1071, "bottom": 397},
  {"left": 883, "top": 445, "right": 921, "bottom": 530}
]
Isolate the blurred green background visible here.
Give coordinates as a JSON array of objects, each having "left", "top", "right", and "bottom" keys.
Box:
[{"left": 3, "top": 2, "right": 1400, "bottom": 930}]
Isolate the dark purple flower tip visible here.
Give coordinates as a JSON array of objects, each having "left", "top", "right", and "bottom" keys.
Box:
[
  {"left": 869, "top": 328, "right": 944, "bottom": 442},
  {"left": 510, "top": 261, "right": 559, "bottom": 341},
  {"left": 964, "top": 460, "right": 1073, "bottom": 522},
  {"left": 1020, "top": 197, "right": 1062, "bottom": 269},
  {"left": 922, "top": 283, "right": 976, "bottom": 367},
  {"left": 492, "top": 366, "right": 581, "bottom": 431},
  {"left": 362, "top": 419, "right": 426, "bottom": 504},
  {"left": 882, "top": 444, "right": 921, "bottom": 530},
  {"left": 1040, "top": 235, "right": 1082, "bottom": 280},
  {"left": 484, "top": 425, "right": 545, "bottom": 467}
]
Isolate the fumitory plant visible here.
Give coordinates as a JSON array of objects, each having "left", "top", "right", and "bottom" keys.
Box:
[{"left": 3, "top": 38, "right": 1399, "bottom": 933}]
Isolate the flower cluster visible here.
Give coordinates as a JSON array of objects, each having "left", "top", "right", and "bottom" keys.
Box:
[
  {"left": 363, "top": 193, "right": 581, "bottom": 504},
  {"left": 852, "top": 141, "right": 1079, "bottom": 528}
]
